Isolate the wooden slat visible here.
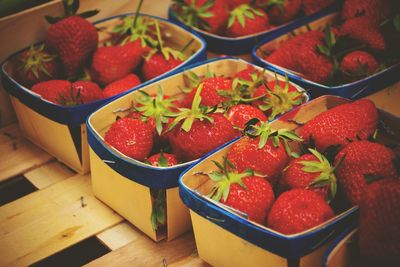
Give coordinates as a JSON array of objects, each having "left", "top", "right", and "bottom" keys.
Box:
[
  {"left": 85, "top": 232, "right": 197, "bottom": 267},
  {"left": 365, "top": 82, "right": 400, "bottom": 117},
  {"left": 0, "top": 174, "right": 123, "bottom": 267},
  {"left": 169, "top": 253, "right": 210, "bottom": 267},
  {"left": 96, "top": 222, "right": 143, "bottom": 251},
  {"left": 0, "top": 123, "right": 52, "bottom": 182},
  {"left": 24, "top": 161, "right": 76, "bottom": 189}
]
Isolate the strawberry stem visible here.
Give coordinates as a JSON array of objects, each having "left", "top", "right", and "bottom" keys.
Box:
[{"left": 133, "top": 0, "right": 144, "bottom": 28}]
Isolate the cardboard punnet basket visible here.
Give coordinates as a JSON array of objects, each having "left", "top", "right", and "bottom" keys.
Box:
[
  {"left": 168, "top": 2, "right": 339, "bottom": 55},
  {"left": 323, "top": 225, "right": 358, "bottom": 267},
  {"left": 0, "top": 13, "right": 207, "bottom": 174},
  {"left": 179, "top": 95, "right": 368, "bottom": 267},
  {"left": 252, "top": 12, "right": 400, "bottom": 100},
  {"left": 86, "top": 57, "right": 310, "bottom": 241}
]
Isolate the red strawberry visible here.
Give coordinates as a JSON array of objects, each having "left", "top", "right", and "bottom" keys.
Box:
[
  {"left": 359, "top": 178, "right": 400, "bottom": 265},
  {"left": 265, "top": 30, "right": 333, "bottom": 83},
  {"left": 69, "top": 81, "right": 103, "bottom": 104},
  {"left": 280, "top": 149, "right": 337, "bottom": 201},
  {"left": 227, "top": 121, "right": 301, "bottom": 184},
  {"left": 339, "top": 16, "right": 386, "bottom": 51},
  {"left": 227, "top": 4, "right": 271, "bottom": 37},
  {"left": 31, "top": 80, "right": 71, "bottom": 104},
  {"left": 104, "top": 117, "right": 154, "bottom": 161},
  {"left": 168, "top": 86, "right": 239, "bottom": 161},
  {"left": 334, "top": 140, "right": 397, "bottom": 205},
  {"left": 16, "top": 44, "right": 59, "bottom": 87},
  {"left": 267, "top": 0, "right": 302, "bottom": 25},
  {"left": 174, "top": 0, "right": 229, "bottom": 34},
  {"left": 45, "top": 0, "right": 98, "bottom": 77},
  {"left": 226, "top": 104, "right": 267, "bottom": 130},
  {"left": 233, "top": 65, "right": 262, "bottom": 83},
  {"left": 342, "top": 0, "right": 391, "bottom": 25},
  {"left": 209, "top": 157, "right": 275, "bottom": 224},
  {"left": 252, "top": 75, "right": 304, "bottom": 120},
  {"left": 169, "top": 113, "right": 238, "bottom": 161},
  {"left": 147, "top": 152, "right": 179, "bottom": 167},
  {"left": 181, "top": 77, "right": 232, "bottom": 108},
  {"left": 142, "top": 52, "right": 183, "bottom": 81},
  {"left": 91, "top": 40, "right": 145, "bottom": 85},
  {"left": 300, "top": 99, "right": 378, "bottom": 152},
  {"left": 267, "top": 189, "right": 335, "bottom": 234},
  {"left": 232, "top": 66, "right": 264, "bottom": 97},
  {"left": 301, "top": 0, "right": 335, "bottom": 16},
  {"left": 340, "top": 50, "right": 379, "bottom": 76},
  {"left": 102, "top": 74, "right": 141, "bottom": 98},
  {"left": 224, "top": 0, "right": 252, "bottom": 10}
]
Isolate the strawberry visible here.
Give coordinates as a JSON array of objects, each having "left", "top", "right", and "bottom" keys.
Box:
[
  {"left": 342, "top": 0, "right": 391, "bottom": 25},
  {"left": 301, "top": 0, "right": 336, "bottom": 16},
  {"left": 102, "top": 74, "right": 141, "bottom": 98},
  {"left": 267, "top": 0, "right": 302, "bottom": 25},
  {"left": 226, "top": 4, "right": 271, "bottom": 37},
  {"left": 359, "top": 178, "right": 400, "bottom": 265},
  {"left": 300, "top": 99, "right": 378, "bottom": 152},
  {"left": 339, "top": 16, "right": 386, "bottom": 51},
  {"left": 265, "top": 30, "right": 333, "bottom": 83},
  {"left": 181, "top": 77, "right": 232, "bottom": 108},
  {"left": 147, "top": 152, "right": 179, "bottom": 167},
  {"left": 69, "top": 81, "right": 103, "bottom": 104},
  {"left": 173, "top": 0, "right": 229, "bottom": 34},
  {"left": 209, "top": 157, "right": 275, "bottom": 224},
  {"left": 45, "top": 0, "right": 98, "bottom": 77},
  {"left": 31, "top": 80, "right": 71, "bottom": 104},
  {"left": 16, "top": 44, "right": 59, "bottom": 87},
  {"left": 168, "top": 85, "right": 239, "bottom": 161},
  {"left": 104, "top": 117, "right": 154, "bottom": 161},
  {"left": 280, "top": 149, "right": 338, "bottom": 201},
  {"left": 267, "top": 188, "right": 335, "bottom": 234},
  {"left": 334, "top": 140, "right": 397, "bottom": 205},
  {"left": 142, "top": 52, "right": 183, "bottom": 81},
  {"left": 91, "top": 40, "right": 145, "bottom": 85},
  {"left": 232, "top": 66, "right": 264, "bottom": 97},
  {"left": 141, "top": 20, "right": 186, "bottom": 81},
  {"left": 340, "top": 50, "right": 379, "bottom": 77},
  {"left": 252, "top": 75, "right": 304, "bottom": 120},
  {"left": 226, "top": 104, "right": 267, "bottom": 130},
  {"left": 224, "top": 0, "right": 252, "bottom": 10},
  {"left": 227, "top": 121, "right": 302, "bottom": 185}
]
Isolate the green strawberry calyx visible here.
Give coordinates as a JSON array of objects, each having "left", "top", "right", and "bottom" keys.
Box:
[
  {"left": 228, "top": 4, "right": 265, "bottom": 28},
  {"left": 167, "top": 83, "right": 215, "bottom": 132},
  {"left": 172, "top": 0, "right": 215, "bottom": 30},
  {"left": 217, "top": 77, "right": 265, "bottom": 109},
  {"left": 258, "top": 74, "right": 305, "bottom": 120},
  {"left": 150, "top": 189, "right": 166, "bottom": 231},
  {"left": 266, "top": 0, "right": 286, "bottom": 13},
  {"left": 45, "top": 0, "right": 99, "bottom": 24},
  {"left": 18, "top": 44, "right": 56, "bottom": 79},
  {"left": 133, "top": 86, "right": 178, "bottom": 135},
  {"left": 244, "top": 119, "right": 303, "bottom": 157},
  {"left": 208, "top": 156, "right": 253, "bottom": 202},
  {"left": 181, "top": 66, "right": 215, "bottom": 93},
  {"left": 300, "top": 148, "right": 337, "bottom": 202},
  {"left": 153, "top": 20, "right": 187, "bottom": 61}
]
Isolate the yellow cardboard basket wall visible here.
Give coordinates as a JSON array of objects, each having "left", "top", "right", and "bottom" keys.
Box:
[
  {"left": 86, "top": 57, "right": 309, "bottom": 241},
  {"left": 1, "top": 13, "right": 207, "bottom": 174}
]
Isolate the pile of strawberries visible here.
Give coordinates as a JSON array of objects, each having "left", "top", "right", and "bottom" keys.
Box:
[
  {"left": 104, "top": 65, "right": 307, "bottom": 168},
  {"left": 172, "top": 0, "right": 337, "bottom": 37},
  {"left": 264, "top": 0, "right": 400, "bottom": 85},
  {"left": 15, "top": 0, "right": 189, "bottom": 106},
  {"left": 203, "top": 98, "right": 399, "bottom": 264}
]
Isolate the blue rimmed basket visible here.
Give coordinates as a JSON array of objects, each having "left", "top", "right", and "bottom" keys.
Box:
[
  {"left": 86, "top": 56, "right": 310, "bottom": 242},
  {"left": 252, "top": 12, "right": 400, "bottom": 99},
  {"left": 179, "top": 95, "right": 359, "bottom": 267},
  {"left": 168, "top": 3, "right": 339, "bottom": 55},
  {"left": 1, "top": 13, "right": 207, "bottom": 174}
]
